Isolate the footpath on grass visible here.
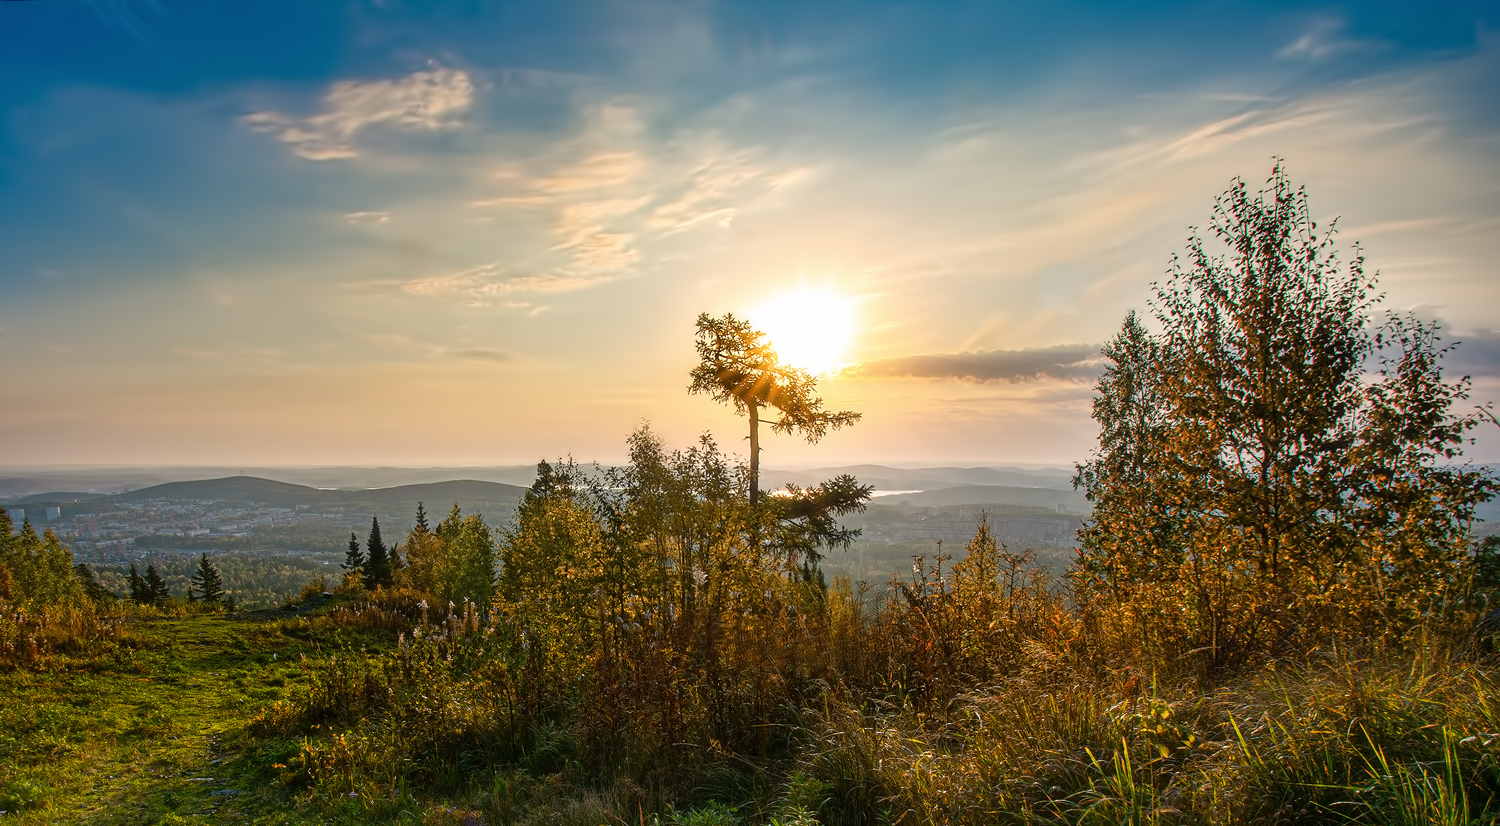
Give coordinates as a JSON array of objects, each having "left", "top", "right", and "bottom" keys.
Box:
[{"left": 0, "top": 606, "right": 360, "bottom": 825}]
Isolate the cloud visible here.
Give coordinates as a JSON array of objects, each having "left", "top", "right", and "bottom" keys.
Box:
[
  {"left": 344, "top": 211, "right": 390, "bottom": 225},
  {"left": 1438, "top": 329, "right": 1500, "bottom": 382},
  {"left": 367, "top": 334, "right": 513, "bottom": 363},
  {"left": 453, "top": 347, "right": 513, "bottom": 362},
  {"left": 847, "top": 344, "right": 1104, "bottom": 383},
  {"left": 457, "top": 103, "right": 806, "bottom": 290},
  {"left": 400, "top": 263, "right": 607, "bottom": 308},
  {"left": 242, "top": 67, "right": 474, "bottom": 160},
  {"left": 1277, "top": 16, "right": 1358, "bottom": 61}
]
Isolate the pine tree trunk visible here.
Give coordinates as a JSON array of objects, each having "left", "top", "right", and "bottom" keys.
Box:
[{"left": 748, "top": 398, "right": 760, "bottom": 506}]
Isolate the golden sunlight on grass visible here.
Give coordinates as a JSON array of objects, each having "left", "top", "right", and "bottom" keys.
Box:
[{"left": 750, "top": 286, "right": 857, "bottom": 375}]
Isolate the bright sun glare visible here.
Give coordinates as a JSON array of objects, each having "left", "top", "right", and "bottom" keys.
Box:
[{"left": 750, "top": 288, "right": 857, "bottom": 376}]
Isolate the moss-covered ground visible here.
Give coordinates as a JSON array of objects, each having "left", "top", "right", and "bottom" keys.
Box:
[{"left": 0, "top": 606, "right": 383, "bottom": 824}]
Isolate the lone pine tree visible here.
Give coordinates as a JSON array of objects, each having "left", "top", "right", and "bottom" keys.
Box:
[{"left": 689, "top": 312, "right": 860, "bottom": 505}]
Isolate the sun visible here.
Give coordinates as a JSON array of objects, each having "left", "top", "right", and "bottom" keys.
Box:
[{"left": 749, "top": 287, "right": 857, "bottom": 376}]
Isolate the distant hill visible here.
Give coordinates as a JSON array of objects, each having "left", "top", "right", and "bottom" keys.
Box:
[
  {"left": 762, "top": 465, "right": 1075, "bottom": 492},
  {"left": 115, "top": 477, "right": 329, "bottom": 508},
  {"left": 109, "top": 476, "right": 527, "bottom": 513},
  {"left": 1, "top": 464, "right": 1079, "bottom": 503},
  {"left": 871, "top": 484, "right": 1090, "bottom": 512},
  {"left": 337, "top": 480, "right": 529, "bottom": 512},
  {"left": 12, "top": 491, "right": 111, "bottom": 505},
  {"left": 0, "top": 465, "right": 546, "bottom": 500}
]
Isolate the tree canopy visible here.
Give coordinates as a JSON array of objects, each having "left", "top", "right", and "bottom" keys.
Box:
[{"left": 1073, "top": 162, "right": 1496, "bottom": 674}]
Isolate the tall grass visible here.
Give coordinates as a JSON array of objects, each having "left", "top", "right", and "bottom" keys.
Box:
[
  {"left": 794, "top": 648, "right": 1500, "bottom": 824},
  {"left": 0, "top": 601, "right": 145, "bottom": 670},
  {"left": 251, "top": 546, "right": 1500, "bottom": 823}
]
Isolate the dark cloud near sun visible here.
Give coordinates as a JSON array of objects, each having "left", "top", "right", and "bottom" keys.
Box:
[
  {"left": 1439, "top": 330, "right": 1500, "bottom": 382},
  {"left": 849, "top": 344, "right": 1104, "bottom": 383},
  {"left": 453, "top": 347, "right": 513, "bottom": 363}
]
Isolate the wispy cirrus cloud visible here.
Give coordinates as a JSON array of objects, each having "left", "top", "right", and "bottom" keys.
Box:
[
  {"left": 1277, "top": 16, "right": 1360, "bottom": 61},
  {"left": 242, "top": 67, "right": 474, "bottom": 160},
  {"left": 367, "top": 333, "right": 514, "bottom": 362},
  {"left": 452, "top": 102, "right": 808, "bottom": 294},
  {"left": 400, "top": 263, "right": 601, "bottom": 309},
  {"left": 848, "top": 344, "right": 1104, "bottom": 383},
  {"left": 343, "top": 210, "right": 390, "bottom": 226}
]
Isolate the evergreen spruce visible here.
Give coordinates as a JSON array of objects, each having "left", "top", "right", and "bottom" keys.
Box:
[
  {"left": 144, "top": 564, "right": 171, "bottom": 607},
  {"left": 75, "top": 563, "right": 114, "bottom": 602},
  {"left": 190, "top": 553, "right": 226, "bottom": 607},
  {"left": 128, "top": 563, "right": 149, "bottom": 604},
  {"left": 363, "top": 517, "right": 391, "bottom": 589},
  {"left": 342, "top": 531, "right": 365, "bottom": 576}
]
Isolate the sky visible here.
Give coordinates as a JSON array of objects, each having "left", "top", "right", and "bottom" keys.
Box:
[{"left": 1, "top": 0, "right": 1498, "bottom": 470}]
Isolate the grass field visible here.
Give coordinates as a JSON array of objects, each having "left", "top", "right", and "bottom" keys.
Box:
[
  {"left": 0, "top": 601, "right": 381, "bottom": 825},
  {"left": 4, "top": 593, "right": 1498, "bottom": 825}
]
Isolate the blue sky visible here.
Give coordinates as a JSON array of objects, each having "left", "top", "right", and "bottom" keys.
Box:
[{"left": 2, "top": 0, "right": 1497, "bottom": 468}]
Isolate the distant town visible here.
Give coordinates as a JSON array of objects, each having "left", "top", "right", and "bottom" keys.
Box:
[{"left": 7, "top": 498, "right": 360, "bottom": 565}]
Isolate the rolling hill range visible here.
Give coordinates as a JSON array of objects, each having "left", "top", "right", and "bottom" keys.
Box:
[
  {"left": 762, "top": 464, "right": 1075, "bottom": 492},
  {"left": 1, "top": 464, "right": 1077, "bottom": 502},
  {"left": 110, "top": 476, "right": 529, "bottom": 512}
]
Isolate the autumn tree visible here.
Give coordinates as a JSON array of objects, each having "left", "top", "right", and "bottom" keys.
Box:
[
  {"left": 601, "top": 426, "right": 757, "bottom": 620},
  {"left": 689, "top": 312, "right": 860, "bottom": 505},
  {"left": 398, "top": 503, "right": 443, "bottom": 595},
  {"left": 1073, "top": 162, "right": 1496, "bottom": 673},
  {"left": 436, "top": 506, "right": 496, "bottom": 608},
  {"left": 498, "top": 459, "right": 609, "bottom": 668},
  {"left": 0, "top": 517, "right": 83, "bottom": 608}
]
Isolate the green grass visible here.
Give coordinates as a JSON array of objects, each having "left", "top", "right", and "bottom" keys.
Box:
[{"left": 0, "top": 607, "right": 375, "bottom": 825}]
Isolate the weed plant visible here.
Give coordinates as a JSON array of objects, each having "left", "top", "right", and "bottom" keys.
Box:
[{"left": 0, "top": 601, "right": 146, "bottom": 671}]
